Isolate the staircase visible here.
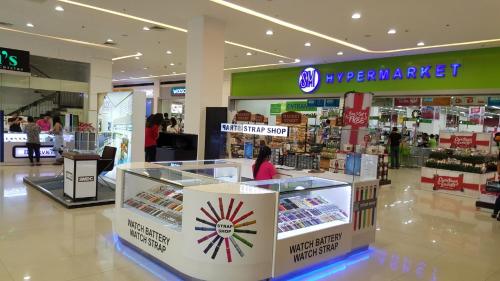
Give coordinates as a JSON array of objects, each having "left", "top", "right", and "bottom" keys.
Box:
[{"left": 8, "top": 91, "right": 83, "bottom": 118}]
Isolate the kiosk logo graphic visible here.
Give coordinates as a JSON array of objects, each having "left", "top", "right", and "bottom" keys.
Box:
[
  {"left": 195, "top": 198, "right": 257, "bottom": 263},
  {"left": 299, "top": 67, "right": 320, "bottom": 93}
]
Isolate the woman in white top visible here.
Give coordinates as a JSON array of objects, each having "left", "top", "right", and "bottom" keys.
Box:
[{"left": 167, "top": 117, "right": 179, "bottom": 133}]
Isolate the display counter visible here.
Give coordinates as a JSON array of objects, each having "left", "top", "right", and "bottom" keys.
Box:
[
  {"left": 2, "top": 132, "right": 74, "bottom": 164},
  {"left": 115, "top": 161, "right": 378, "bottom": 280}
]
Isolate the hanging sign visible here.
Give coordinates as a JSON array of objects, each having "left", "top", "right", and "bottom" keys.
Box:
[
  {"left": 0, "top": 47, "right": 30, "bottom": 73},
  {"left": 394, "top": 97, "right": 421, "bottom": 107},
  {"left": 170, "top": 87, "right": 186, "bottom": 96},
  {"left": 280, "top": 111, "right": 303, "bottom": 124},
  {"left": 270, "top": 104, "right": 282, "bottom": 115},
  {"left": 307, "top": 99, "right": 325, "bottom": 107},
  {"left": 452, "top": 96, "right": 486, "bottom": 106},
  {"left": 422, "top": 97, "right": 451, "bottom": 106},
  {"left": 235, "top": 110, "right": 252, "bottom": 122},
  {"left": 325, "top": 98, "right": 340, "bottom": 107},
  {"left": 221, "top": 123, "right": 288, "bottom": 137}
]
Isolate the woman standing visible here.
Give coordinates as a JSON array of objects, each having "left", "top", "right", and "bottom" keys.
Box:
[
  {"left": 252, "top": 146, "right": 279, "bottom": 180},
  {"left": 144, "top": 116, "right": 159, "bottom": 162},
  {"left": 24, "top": 116, "right": 41, "bottom": 166},
  {"left": 167, "top": 117, "right": 180, "bottom": 134},
  {"left": 51, "top": 116, "right": 64, "bottom": 164}
]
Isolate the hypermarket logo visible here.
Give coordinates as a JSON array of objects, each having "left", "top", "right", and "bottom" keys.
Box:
[{"left": 195, "top": 198, "right": 257, "bottom": 263}]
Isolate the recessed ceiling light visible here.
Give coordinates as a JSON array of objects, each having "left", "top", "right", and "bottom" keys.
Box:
[
  {"left": 120, "top": 70, "right": 125, "bottom": 73},
  {"left": 304, "top": 42, "right": 311, "bottom": 47},
  {"left": 266, "top": 29, "right": 273, "bottom": 36},
  {"left": 417, "top": 41, "right": 425, "bottom": 46},
  {"left": 26, "top": 23, "right": 34, "bottom": 28},
  {"left": 337, "top": 51, "right": 344, "bottom": 55},
  {"left": 351, "top": 12, "right": 361, "bottom": 19},
  {"left": 106, "top": 38, "right": 113, "bottom": 42},
  {"left": 143, "top": 67, "right": 148, "bottom": 70},
  {"left": 246, "top": 52, "right": 252, "bottom": 56},
  {"left": 387, "top": 28, "right": 397, "bottom": 35},
  {"left": 142, "top": 26, "right": 150, "bottom": 31},
  {"left": 166, "top": 50, "right": 172, "bottom": 54},
  {"left": 278, "top": 60, "right": 284, "bottom": 63},
  {"left": 23, "top": 276, "right": 31, "bottom": 280},
  {"left": 135, "top": 56, "right": 140, "bottom": 60},
  {"left": 169, "top": 62, "right": 175, "bottom": 66},
  {"left": 55, "top": 5, "right": 64, "bottom": 11},
  {"left": 295, "top": 58, "right": 301, "bottom": 63},
  {"left": 172, "top": 71, "right": 177, "bottom": 74}
]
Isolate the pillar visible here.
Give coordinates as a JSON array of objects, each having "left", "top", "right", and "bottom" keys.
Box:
[
  {"left": 184, "top": 16, "right": 225, "bottom": 159},
  {"left": 153, "top": 79, "right": 161, "bottom": 114},
  {"left": 88, "top": 58, "right": 112, "bottom": 127}
]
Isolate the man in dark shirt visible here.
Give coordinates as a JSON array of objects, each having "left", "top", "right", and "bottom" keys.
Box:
[
  {"left": 8, "top": 113, "right": 23, "bottom": 132},
  {"left": 388, "top": 127, "right": 402, "bottom": 169}
]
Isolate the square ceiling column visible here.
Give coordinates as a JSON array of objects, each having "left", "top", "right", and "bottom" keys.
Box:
[{"left": 184, "top": 16, "right": 225, "bottom": 159}]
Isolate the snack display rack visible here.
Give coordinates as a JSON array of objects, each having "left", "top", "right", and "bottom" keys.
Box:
[{"left": 115, "top": 161, "right": 378, "bottom": 281}]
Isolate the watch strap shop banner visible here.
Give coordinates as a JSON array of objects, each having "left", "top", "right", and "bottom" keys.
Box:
[
  {"left": 221, "top": 123, "right": 288, "bottom": 137},
  {"left": 232, "top": 47, "right": 500, "bottom": 97},
  {"left": 0, "top": 47, "right": 30, "bottom": 73}
]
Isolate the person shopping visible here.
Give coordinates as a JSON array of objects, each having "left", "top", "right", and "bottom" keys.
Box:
[
  {"left": 388, "top": 127, "right": 402, "bottom": 169},
  {"left": 36, "top": 114, "right": 52, "bottom": 131},
  {"left": 252, "top": 146, "right": 279, "bottom": 180},
  {"left": 51, "top": 116, "right": 64, "bottom": 164},
  {"left": 144, "top": 116, "right": 159, "bottom": 162},
  {"left": 167, "top": 117, "right": 180, "bottom": 134},
  {"left": 24, "top": 116, "right": 41, "bottom": 166},
  {"left": 492, "top": 195, "right": 500, "bottom": 221}
]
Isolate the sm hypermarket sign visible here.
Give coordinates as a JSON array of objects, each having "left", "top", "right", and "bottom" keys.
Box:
[
  {"left": 221, "top": 123, "right": 288, "bottom": 137},
  {"left": 298, "top": 63, "right": 462, "bottom": 93}
]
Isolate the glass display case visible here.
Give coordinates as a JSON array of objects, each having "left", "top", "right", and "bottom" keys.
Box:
[
  {"left": 245, "top": 177, "right": 352, "bottom": 239},
  {"left": 155, "top": 160, "right": 241, "bottom": 183},
  {"left": 121, "top": 167, "right": 222, "bottom": 231}
]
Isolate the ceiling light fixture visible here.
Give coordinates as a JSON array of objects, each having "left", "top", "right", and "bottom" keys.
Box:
[
  {"left": 351, "top": 12, "right": 361, "bottom": 19},
  {"left": 304, "top": 42, "right": 311, "bottom": 47},
  {"left": 279, "top": 60, "right": 284, "bottom": 63},
  {"left": 112, "top": 52, "right": 142, "bottom": 61},
  {"left": 417, "top": 41, "right": 425, "bottom": 46},
  {"left": 55, "top": 5, "right": 64, "bottom": 11},
  {"left": 142, "top": 26, "right": 150, "bottom": 31},
  {"left": 143, "top": 67, "right": 148, "bottom": 70},
  {"left": 246, "top": 52, "right": 252, "bottom": 56},
  {"left": 295, "top": 58, "right": 301, "bottom": 63},
  {"left": 113, "top": 72, "right": 187, "bottom": 82},
  {"left": 26, "top": 23, "right": 34, "bottom": 28},
  {"left": 211, "top": 0, "right": 500, "bottom": 53},
  {"left": 120, "top": 70, "right": 125, "bottom": 73},
  {"left": 166, "top": 50, "right": 172, "bottom": 54},
  {"left": 172, "top": 71, "right": 177, "bottom": 74},
  {"left": 266, "top": 29, "right": 273, "bottom": 36},
  {"left": 387, "top": 28, "right": 397, "bottom": 35},
  {"left": 170, "top": 63, "right": 175, "bottom": 66},
  {"left": 337, "top": 51, "right": 344, "bottom": 55},
  {"left": 135, "top": 56, "right": 140, "bottom": 60},
  {"left": 58, "top": 0, "right": 293, "bottom": 59},
  {"left": 106, "top": 38, "right": 113, "bottom": 42},
  {"left": 0, "top": 26, "right": 115, "bottom": 48}
]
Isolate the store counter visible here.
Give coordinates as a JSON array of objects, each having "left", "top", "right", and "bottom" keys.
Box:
[
  {"left": 2, "top": 132, "right": 74, "bottom": 165},
  {"left": 156, "top": 132, "right": 197, "bottom": 161},
  {"left": 115, "top": 160, "right": 378, "bottom": 280}
]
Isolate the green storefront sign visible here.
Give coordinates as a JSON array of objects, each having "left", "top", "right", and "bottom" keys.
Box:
[
  {"left": 285, "top": 101, "right": 316, "bottom": 112},
  {"left": 231, "top": 47, "right": 500, "bottom": 97},
  {"left": 270, "top": 103, "right": 282, "bottom": 115}
]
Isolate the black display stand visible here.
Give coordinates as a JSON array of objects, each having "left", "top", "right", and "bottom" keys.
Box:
[{"left": 204, "top": 107, "right": 227, "bottom": 160}]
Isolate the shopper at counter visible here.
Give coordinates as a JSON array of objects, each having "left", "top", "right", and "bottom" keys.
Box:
[
  {"left": 51, "top": 116, "right": 64, "bottom": 163},
  {"left": 24, "top": 116, "right": 41, "bottom": 166},
  {"left": 388, "top": 127, "right": 402, "bottom": 169},
  {"left": 167, "top": 117, "right": 180, "bottom": 134},
  {"left": 253, "top": 146, "right": 278, "bottom": 180},
  {"left": 145, "top": 116, "right": 160, "bottom": 162},
  {"left": 36, "top": 114, "right": 52, "bottom": 131},
  {"left": 8, "top": 113, "right": 23, "bottom": 132},
  {"left": 429, "top": 134, "right": 438, "bottom": 148}
]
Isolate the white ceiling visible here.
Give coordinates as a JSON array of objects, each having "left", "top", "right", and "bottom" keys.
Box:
[{"left": 1, "top": 0, "right": 500, "bottom": 83}]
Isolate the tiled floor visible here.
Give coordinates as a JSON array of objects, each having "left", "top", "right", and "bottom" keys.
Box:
[{"left": 0, "top": 165, "right": 499, "bottom": 281}]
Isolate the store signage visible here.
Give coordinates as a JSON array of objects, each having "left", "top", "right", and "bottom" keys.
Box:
[
  {"left": 289, "top": 232, "right": 344, "bottom": 263},
  {"left": 433, "top": 174, "right": 464, "bottom": 191},
  {"left": 487, "top": 97, "right": 500, "bottom": 107},
  {"left": 307, "top": 99, "right": 325, "bottom": 107},
  {"left": 195, "top": 199, "right": 257, "bottom": 263},
  {"left": 422, "top": 97, "right": 451, "bottom": 106},
  {"left": 281, "top": 111, "right": 303, "bottom": 124},
  {"left": 170, "top": 87, "right": 186, "bottom": 96},
  {"left": 78, "top": 176, "right": 95, "bottom": 183},
  {"left": 0, "top": 47, "right": 30, "bottom": 73},
  {"left": 235, "top": 110, "right": 252, "bottom": 122},
  {"left": 372, "top": 97, "right": 393, "bottom": 107},
  {"left": 221, "top": 123, "right": 288, "bottom": 137},
  {"left": 469, "top": 107, "right": 485, "bottom": 125},
  {"left": 451, "top": 134, "right": 476, "bottom": 148},
  {"left": 270, "top": 104, "right": 282, "bottom": 115},
  {"left": 298, "top": 64, "right": 462, "bottom": 93},
  {"left": 452, "top": 96, "right": 486, "bottom": 106},
  {"left": 254, "top": 114, "right": 265, "bottom": 123},
  {"left": 12, "top": 146, "right": 55, "bottom": 158},
  {"left": 325, "top": 98, "right": 340, "bottom": 107},
  {"left": 128, "top": 219, "right": 170, "bottom": 253},
  {"left": 285, "top": 101, "right": 316, "bottom": 112},
  {"left": 298, "top": 67, "right": 320, "bottom": 93},
  {"left": 343, "top": 92, "right": 371, "bottom": 145},
  {"left": 394, "top": 97, "right": 421, "bottom": 107}
]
